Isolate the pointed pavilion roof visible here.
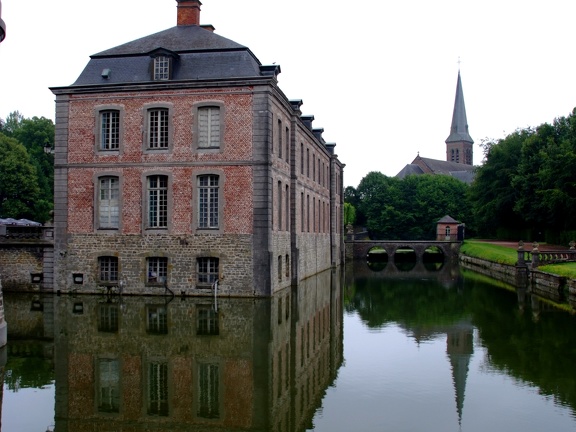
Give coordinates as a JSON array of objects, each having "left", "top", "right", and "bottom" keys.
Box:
[{"left": 445, "top": 71, "right": 473, "bottom": 144}]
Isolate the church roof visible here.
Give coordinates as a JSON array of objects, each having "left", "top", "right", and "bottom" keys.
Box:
[
  {"left": 396, "top": 155, "right": 476, "bottom": 183},
  {"left": 445, "top": 71, "right": 473, "bottom": 144}
]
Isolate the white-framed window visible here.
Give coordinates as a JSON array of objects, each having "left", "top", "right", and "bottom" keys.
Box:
[
  {"left": 197, "top": 257, "right": 219, "bottom": 285},
  {"left": 99, "top": 110, "right": 120, "bottom": 150},
  {"left": 198, "top": 106, "right": 221, "bottom": 149},
  {"left": 198, "top": 175, "right": 219, "bottom": 229},
  {"left": 154, "top": 56, "right": 171, "bottom": 81},
  {"left": 147, "top": 257, "right": 168, "bottom": 284},
  {"left": 147, "top": 108, "right": 169, "bottom": 149},
  {"left": 98, "top": 176, "right": 119, "bottom": 229},
  {"left": 99, "top": 256, "right": 118, "bottom": 283},
  {"left": 147, "top": 175, "right": 168, "bottom": 228}
]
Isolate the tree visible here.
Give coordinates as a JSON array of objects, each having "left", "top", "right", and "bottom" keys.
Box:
[
  {"left": 344, "top": 202, "right": 356, "bottom": 226},
  {"left": 0, "top": 112, "right": 54, "bottom": 222},
  {"left": 470, "top": 129, "right": 529, "bottom": 237},
  {"left": 354, "top": 171, "right": 472, "bottom": 240},
  {"left": 0, "top": 133, "right": 41, "bottom": 219}
]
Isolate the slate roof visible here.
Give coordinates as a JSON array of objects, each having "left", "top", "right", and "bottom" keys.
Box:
[
  {"left": 72, "top": 25, "right": 264, "bottom": 86},
  {"left": 396, "top": 156, "right": 476, "bottom": 184},
  {"left": 445, "top": 71, "right": 473, "bottom": 144},
  {"left": 437, "top": 215, "right": 460, "bottom": 224}
]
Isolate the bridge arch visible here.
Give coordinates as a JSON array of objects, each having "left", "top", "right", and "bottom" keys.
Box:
[{"left": 349, "top": 240, "right": 460, "bottom": 264}]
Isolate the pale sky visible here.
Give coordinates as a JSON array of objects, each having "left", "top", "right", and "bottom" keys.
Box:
[{"left": 1, "top": 0, "right": 576, "bottom": 187}]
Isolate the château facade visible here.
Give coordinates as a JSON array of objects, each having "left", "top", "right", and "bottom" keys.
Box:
[{"left": 50, "top": 0, "right": 345, "bottom": 297}]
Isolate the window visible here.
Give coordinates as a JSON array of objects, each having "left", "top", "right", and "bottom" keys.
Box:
[
  {"left": 197, "top": 305, "right": 219, "bottom": 335},
  {"left": 198, "top": 175, "right": 219, "bottom": 229},
  {"left": 300, "top": 143, "right": 304, "bottom": 174},
  {"left": 197, "top": 363, "right": 220, "bottom": 419},
  {"left": 285, "top": 185, "right": 289, "bottom": 231},
  {"left": 99, "top": 256, "right": 118, "bottom": 283},
  {"left": 98, "top": 303, "right": 119, "bottom": 333},
  {"left": 277, "top": 181, "right": 282, "bottom": 231},
  {"left": 147, "top": 108, "right": 169, "bottom": 149},
  {"left": 147, "top": 257, "right": 168, "bottom": 284},
  {"left": 147, "top": 305, "right": 168, "bottom": 335},
  {"left": 154, "top": 56, "right": 171, "bottom": 81},
  {"left": 148, "top": 361, "right": 168, "bottom": 416},
  {"left": 98, "top": 177, "right": 119, "bottom": 229},
  {"left": 198, "top": 106, "right": 221, "bottom": 149},
  {"left": 285, "top": 254, "right": 290, "bottom": 278},
  {"left": 278, "top": 120, "right": 282, "bottom": 159},
  {"left": 301, "top": 192, "right": 304, "bottom": 232},
  {"left": 307, "top": 194, "right": 310, "bottom": 232},
  {"left": 98, "top": 359, "right": 120, "bottom": 413},
  {"left": 278, "top": 255, "right": 282, "bottom": 282},
  {"left": 197, "top": 257, "right": 219, "bottom": 285},
  {"left": 99, "top": 110, "right": 120, "bottom": 150},
  {"left": 285, "top": 127, "right": 290, "bottom": 162},
  {"left": 313, "top": 154, "right": 316, "bottom": 181},
  {"left": 147, "top": 175, "right": 168, "bottom": 228}
]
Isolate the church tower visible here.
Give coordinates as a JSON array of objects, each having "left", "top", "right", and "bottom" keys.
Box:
[{"left": 445, "top": 71, "right": 473, "bottom": 165}]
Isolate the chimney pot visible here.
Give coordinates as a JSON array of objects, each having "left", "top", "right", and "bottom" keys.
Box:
[{"left": 177, "top": 0, "right": 202, "bottom": 26}]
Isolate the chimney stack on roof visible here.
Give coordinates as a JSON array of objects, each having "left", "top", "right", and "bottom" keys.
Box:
[{"left": 177, "top": 0, "right": 202, "bottom": 26}]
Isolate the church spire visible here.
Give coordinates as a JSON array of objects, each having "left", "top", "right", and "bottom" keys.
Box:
[{"left": 445, "top": 70, "right": 474, "bottom": 165}]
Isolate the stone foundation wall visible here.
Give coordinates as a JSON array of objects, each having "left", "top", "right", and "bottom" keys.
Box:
[
  {"left": 57, "top": 233, "right": 254, "bottom": 296},
  {"left": 0, "top": 245, "right": 45, "bottom": 291}
]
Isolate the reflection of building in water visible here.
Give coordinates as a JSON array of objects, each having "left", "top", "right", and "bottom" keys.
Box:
[
  {"left": 410, "top": 319, "right": 474, "bottom": 427},
  {"left": 446, "top": 321, "right": 473, "bottom": 426},
  {"left": 30, "top": 269, "right": 343, "bottom": 431}
]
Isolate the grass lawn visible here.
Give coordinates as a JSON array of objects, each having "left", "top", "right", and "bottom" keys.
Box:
[
  {"left": 461, "top": 239, "right": 576, "bottom": 279},
  {"left": 460, "top": 240, "right": 518, "bottom": 265}
]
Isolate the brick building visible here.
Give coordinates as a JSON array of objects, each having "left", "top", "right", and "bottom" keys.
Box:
[{"left": 50, "top": 0, "right": 344, "bottom": 297}]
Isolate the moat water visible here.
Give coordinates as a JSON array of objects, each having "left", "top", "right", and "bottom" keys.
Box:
[{"left": 2, "top": 261, "right": 576, "bottom": 432}]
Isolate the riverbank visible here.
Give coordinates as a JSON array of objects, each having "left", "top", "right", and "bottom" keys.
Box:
[{"left": 460, "top": 240, "right": 576, "bottom": 311}]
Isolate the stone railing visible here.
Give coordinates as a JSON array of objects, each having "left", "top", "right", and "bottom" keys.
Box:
[
  {"left": 516, "top": 241, "right": 576, "bottom": 268},
  {"left": 0, "top": 225, "right": 50, "bottom": 240}
]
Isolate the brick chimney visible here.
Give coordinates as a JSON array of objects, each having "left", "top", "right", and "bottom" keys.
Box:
[{"left": 177, "top": 0, "right": 201, "bottom": 26}]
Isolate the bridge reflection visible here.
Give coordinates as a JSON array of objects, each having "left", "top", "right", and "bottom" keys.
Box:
[{"left": 348, "top": 258, "right": 462, "bottom": 289}]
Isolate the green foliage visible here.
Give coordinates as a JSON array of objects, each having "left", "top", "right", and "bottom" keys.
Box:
[
  {"left": 0, "top": 112, "right": 54, "bottom": 222},
  {"left": 343, "top": 202, "right": 356, "bottom": 226},
  {"left": 5, "top": 354, "right": 54, "bottom": 390},
  {"left": 0, "top": 133, "right": 41, "bottom": 219},
  {"left": 355, "top": 171, "right": 471, "bottom": 240},
  {"left": 470, "top": 130, "right": 530, "bottom": 237},
  {"left": 472, "top": 107, "right": 576, "bottom": 241}
]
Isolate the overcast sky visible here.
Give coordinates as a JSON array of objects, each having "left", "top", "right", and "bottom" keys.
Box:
[{"left": 1, "top": 0, "right": 576, "bottom": 187}]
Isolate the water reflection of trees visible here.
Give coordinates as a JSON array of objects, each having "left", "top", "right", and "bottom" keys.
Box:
[
  {"left": 345, "top": 268, "right": 576, "bottom": 414},
  {"left": 467, "top": 275, "right": 576, "bottom": 412}
]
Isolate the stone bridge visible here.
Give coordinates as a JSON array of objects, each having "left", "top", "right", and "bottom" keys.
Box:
[{"left": 346, "top": 240, "right": 461, "bottom": 262}]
